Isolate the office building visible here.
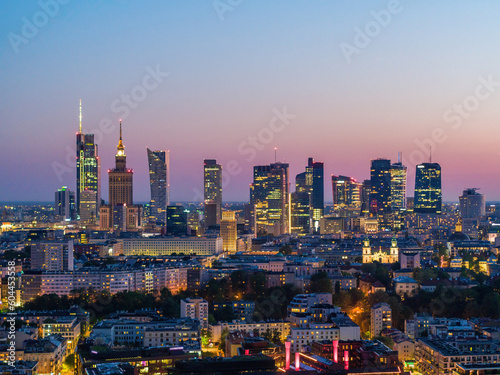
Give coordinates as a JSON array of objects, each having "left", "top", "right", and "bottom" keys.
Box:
[
  {"left": 220, "top": 211, "right": 237, "bottom": 253},
  {"left": 250, "top": 162, "right": 289, "bottom": 235},
  {"left": 459, "top": 188, "right": 485, "bottom": 218},
  {"left": 147, "top": 148, "right": 169, "bottom": 225},
  {"left": 54, "top": 186, "right": 75, "bottom": 221},
  {"left": 331, "top": 175, "right": 362, "bottom": 212},
  {"left": 296, "top": 158, "right": 324, "bottom": 230},
  {"left": 76, "top": 101, "right": 101, "bottom": 216},
  {"left": 290, "top": 192, "right": 311, "bottom": 234},
  {"left": 370, "top": 159, "right": 392, "bottom": 225},
  {"left": 371, "top": 302, "right": 392, "bottom": 337},
  {"left": 167, "top": 205, "right": 188, "bottom": 236},
  {"left": 122, "top": 237, "right": 223, "bottom": 256},
  {"left": 361, "top": 179, "right": 371, "bottom": 215},
  {"left": 180, "top": 298, "right": 209, "bottom": 329},
  {"left": 414, "top": 162, "right": 442, "bottom": 214},
  {"left": 390, "top": 156, "right": 407, "bottom": 211},
  {"left": 79, "top": 189, "right": 97, "bottom": 225},
  {"left": 204, "top": 159, "right": 222, "bottom": 226}
]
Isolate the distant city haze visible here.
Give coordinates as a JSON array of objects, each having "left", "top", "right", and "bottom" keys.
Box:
[{"left": 1, "top": 1, "right": 500, "bottom": 202}]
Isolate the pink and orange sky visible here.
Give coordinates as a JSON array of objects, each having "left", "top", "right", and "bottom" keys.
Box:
[{"left": 1, "top": 1, "right": 500, "bottom": 202}]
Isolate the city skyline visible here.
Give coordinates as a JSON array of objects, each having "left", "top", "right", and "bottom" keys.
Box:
[{"left": 2, "top": 1, "right": 500, "bottom": 202}]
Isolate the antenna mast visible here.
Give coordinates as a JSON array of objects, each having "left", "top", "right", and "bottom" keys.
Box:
[{"left": 79, "top": 99, "right": 82, "bottom": 133}]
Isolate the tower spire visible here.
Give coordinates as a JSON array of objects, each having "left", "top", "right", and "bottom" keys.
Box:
[
  {"left": 116, "top": 119, "right": 125, "bottom": 156},
  {"left": 79, "top": 99, "right": 82, "bottom": 133}
]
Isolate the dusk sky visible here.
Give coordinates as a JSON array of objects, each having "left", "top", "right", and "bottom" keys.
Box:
[{"left": 2, "top": 1, "right": 500, "bottom": 202}]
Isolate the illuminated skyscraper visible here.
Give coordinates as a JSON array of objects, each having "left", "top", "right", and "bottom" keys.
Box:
[
  {"left": 414, "top": 163, "right": 442, "bottom": 214},
  {"left": 147, "top": 148, "right": 169, "bottom": 225},
  {"left": 250, "top": 162, "right": 289, "bottom": 235},
  {"left": 390, "top": 156, "right": 407, "bottom": 211},
  {"left": 296, "top": 158, "right": 323, "bottom": 231},
  {"left": 331, "top": 175, "right": 362, "bottom": 211},
  {"left": 55, "top": 186, "right": 75, "bottom": 221},
  {"left": 221, "top": 211, "right": 237, "bottom": 253},
  {"left": 204, "top": 159, "right": 222, "bottom": 227},
  {"left": 361, "top": 179, "right": 371, "bottom": 216},
  {"left": 290, "top": 192, "right": 311, "bottom": 234},
  {"left": 76, "top": 101, "right": 100, "bottom": 216},
  {"left": 100, "top": 121, "right": 140, "bottom": 231},
  {"left": 370, "top": 159, "right": 392, "bottom": 229},
  {"left": 79, "top": 189, "right": 97, "bottom": 225}
]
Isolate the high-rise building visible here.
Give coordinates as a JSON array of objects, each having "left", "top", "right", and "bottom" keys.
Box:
[
  {"left": 296, "top": 158, "right": 324, "bottom": 230},
  {"left": 390, "top": 156, "right": 407, "bottom": 211},
  {"left": 250, "top": 162, "right": 289, "bottom": 235},
  {"left": 371, "top": 302, "right": 392, "bottom": 338},
  {"left": 147, "top": 148, "right": 169, "bottom": 225},
  {"left": 370, "top": 159, "right": 392, "bottom": 229},
  {"left": 76, "top": 101, "right": 100, "bottom": 216},
  {"left": 361, "top": 179, "right": 371, "bottom": 216},
  {"left": 100, "top": 121, "right": 140, "bottom": 231},
  {"left": 55, "top": 187, "right": 75, "bottom": 221},
  {"left": 290, "top": 192, "right": 311, "bottom": 234},
  {"left": 167, "top": 205, "right": 188, "bottom": 236},
  {"left": 31, "top": 241, "right": 74, "bottom": 272},
  {"left": 459, "top": 188, "right": 485, "bottom": 218},
  {"left": 204, "top": 159, "right": 222, "bottom": 227},
  {"left": 79, "top": 189, "right": 97, "bottom": 225},
  {"left": 331, "top": 176, "right": 362, "bottom": 211},
  {"left": 220, "top": 211, "right": 237, "bottom": 253},
  {"left": 180, "top": 298, "right": 209, "bottom": 329},
  {"left": 414, "top": 163, "right": 442, "bottom": 214}
]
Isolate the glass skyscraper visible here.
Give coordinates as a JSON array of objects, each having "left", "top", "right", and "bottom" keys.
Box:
[
  {"left": 147, "top": 148, "right": 169, "bottom": 225},
  {"left": 250, "top": 162, "right": 289, "bottom": 234},
  {"left": 414, "top": 162, "right": 442, "bottom": 214},
  {"left": 76, "top": 101, "right": 100, "bottom": 216},
  {"left": 204, "top": 159, "right": 222, "bottom": 226},
  {"left": 296, "top": 158, "right": 323, "bottom": 230},
  {"left": 390, "top": 158, "right": 407, "bottom": 211}
]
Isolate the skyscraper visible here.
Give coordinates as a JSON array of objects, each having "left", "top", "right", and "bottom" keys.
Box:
[
  {"left": 290, "top": 192, "right": 311, "bottom": 234},
  {"left": 331, "top": 176, "right": 362, "bottom": 211},
  {"left": 147, "top": 148, "right": 169, "bottom": 225},
  {"left": 79, "top": 189, "right": 97, "bottom": 225},
  {"left": 459, "top": 188, "right": 485, "bottom": 218},
  {"left": 251, "top": 162, "right": 289, "bottom": 235},
  {"left": 167, "top": 205, "right": 188, "bottom": 236},
  {"left": 370, "top": 159, "right": 392, "bottom": 228},
  {"left": 220, "top": 211, "right": 237, "bottom": 253},
  {"left": 204, "top": 159, "right": 222, "bottom": 227},
  {"left": 390, "top": 155, "right": 407, "bottom": 211},
  {"left": 296, "top": 158, "right": 324, "bottom": 230},
  {"left": 414, "top": 163, "right": 442, "bottom": 214},
  {"left": 55, "top": 186, "right": 75, "bottom": 221},
  {"left": 76, "top": 101, "right": 101, "bottom": 216},
  {"left": 100, "top": 121, "right": 140, "bottom": 231}
]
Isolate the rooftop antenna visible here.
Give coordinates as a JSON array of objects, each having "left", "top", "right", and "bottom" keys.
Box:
[
  {"left": 398, "top": 151, "right": 401, "bottom": 164},
  {"left": 274, "top": 147, "right": 277, "bottom": 163},
  {"left": 429, "top": 145, "right": 432, "bottom": 163},
  {"left": 79, "top": 99, "right": 82, "bottom": 133}
]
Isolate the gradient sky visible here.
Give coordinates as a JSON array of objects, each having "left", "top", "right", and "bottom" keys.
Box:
[{"left": 1, "top": 1, "right": 500, "bottom": 203}]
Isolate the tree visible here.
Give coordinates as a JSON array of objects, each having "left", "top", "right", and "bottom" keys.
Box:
[
  {"left": 310, "top": 271, "right": 333, "bottom": 294},
  {"left": 334, "top": 281, "right": 341, "bottom": 295},
  {"left": 279, "top": 245, "right": 293, "bottom": 255}
]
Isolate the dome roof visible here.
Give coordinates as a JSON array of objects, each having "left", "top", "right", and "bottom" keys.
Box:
[{"left": 448, "top": 231, "right": 470, "bottom": 242}]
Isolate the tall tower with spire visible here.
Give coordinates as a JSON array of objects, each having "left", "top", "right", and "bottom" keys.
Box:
[
  {"left": 109, "top": 120, "right": 133, "bottom": 208},
  {"left": 76, "top": 100, "right": 101, "bottom": 220},
  {"left": 100, "top": 121, "right": 140, "bottom": 231}
]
